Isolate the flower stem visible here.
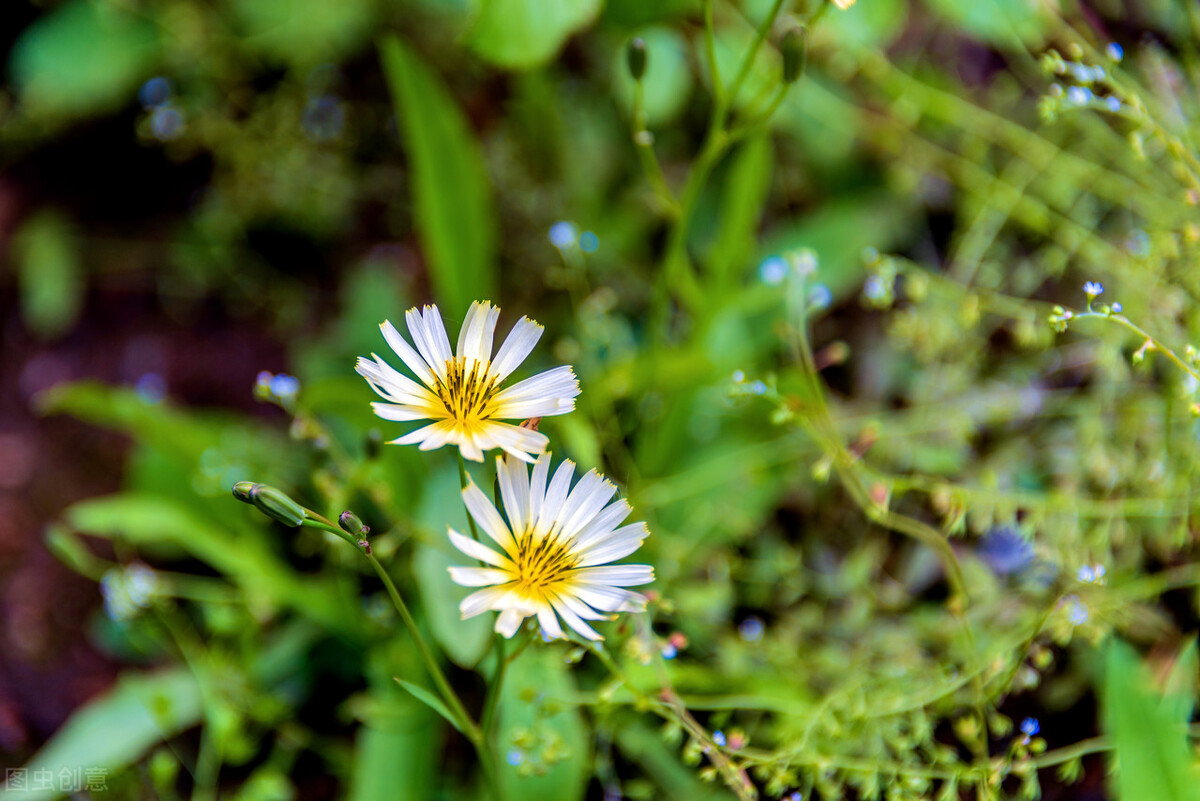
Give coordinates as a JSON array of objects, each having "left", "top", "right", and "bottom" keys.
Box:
[{"left": 458, "top": 453, "right": 484, "bottom": 543}]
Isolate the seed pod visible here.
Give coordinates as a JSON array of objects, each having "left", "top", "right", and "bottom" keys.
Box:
[
  {"left": 249, "top": 484, "right": 305, "bottom": 527},
  {"left": 232, "top": 481, "right": 257, "bottom": 503},
  {"left": 781, "top": 27, "right": 806, "bottom": 84},
  {"left": 627, "top": 37, "right": 647, "bottom": 81}
]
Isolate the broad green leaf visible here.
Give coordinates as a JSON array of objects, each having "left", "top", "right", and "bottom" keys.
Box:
[
  {"left": 379, "top": 36, "right": 496, "bottom": 316},
  {"left": 1162, "top": 639, "right": 1199, "bottom": 738},
  {"left": 1103, "top": 639, "right": 1200, "bottom": 801},
  {"left": 0, "top": 669, "right": 201, "bottom": 801},
  {"left": 466, "top": 0, "right": 601, "bottom": 70},
  {"left": 923, "top": 0, "right": 1053, "bottom": 49},
  {"left": 705, "top": 134, "right": 773, "bottom": 289},
  {"left": 614, "top": 27, "right": 693, "bottom": 126},
  {"left": 394, "top": 679, "right": 464, "bottom": 733},
  {"left": 229, "top": 0, "right": 376, "bottom": 66},
  {"left": 8, "top": 0, "right": 158, "bottom": 119},
  {"left": 414, "top": 462, "right": 493, "bottom": 668},
  {"left": 823, "top": 0, "right": 908, "bottom": 48},
  {"left": 495, "top": 646, "right": 588, "bottom": 801},
  {"left": 13, "top": 211, "right": 84, "bottom": 340},
  {"left": 352, "top": 644, "right": 437, "bottom": 801},
  {"left": 65, "top": 493, "right": 353, "bottom": 634}
]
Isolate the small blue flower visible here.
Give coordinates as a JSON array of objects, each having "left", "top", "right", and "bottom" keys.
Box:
[
  {"left": 738, "top": 616, "right": 764, "bottom": 643},
  {"left": 759, "top": 256, "right": 787, "bottom": 286},
  {"left": 978, "top": 527, "right": 1034, "bottom": 576},
  {"left": 1020, "top": 717, "right": 1040, "bottom": 737},
  {"left": 1064, "top": 595, "right": 1089, "bottom": 625},
  {"left": 1105, "top": 96, "right": 1121, "bottom": 113},
  {"left": 1111, "top": 301, "right": 1123, "bottom": 313},
  {"left": 549, "top": 221, "right": 578, "bottom": 249},
  {"left": 1067, "top": 86, "right": 1091, "bottom": 105},
  {"left": 808, "top": 284, "right": 832, "bottom": 311},
  {"left": 713, "top": 731, "right": 726, "bottom": 747},
  {"left": 506, "top": 749, "right": 525, "bottom": 766},
  {"left": 863, "top": 275, "right": 887, "bottom": 300},
  {"left": 1106, "top": 43, "right": 1124, "bottom": 62},
  {"left": 1083, "top": 281, "right": 1104, "bottom": 298},
  {"left": 661, "top": 643, "right": 677, "bottom": 660},
  {"left": 270, "top": 374, "right": 300, "bottom": 398},
  {"left": 579, "top": 231, "right": 599, "bottom": 253}
]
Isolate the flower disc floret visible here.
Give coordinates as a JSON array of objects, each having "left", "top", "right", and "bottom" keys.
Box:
[
  {"left": 356, "top": 301, "right": 581, "bottom": 462},
  {"left": 447, "top": 453, "right": 654, "bottom": 641}
]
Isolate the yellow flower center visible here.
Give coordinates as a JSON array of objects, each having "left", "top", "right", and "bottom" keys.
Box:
[
  {"left": 435, "top": 357, "right": 499, "bottom": 427},
  {"left": 509, "top": 530, "right": 578, "bottom": 601}
]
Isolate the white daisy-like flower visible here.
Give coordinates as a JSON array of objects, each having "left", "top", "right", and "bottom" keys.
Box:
[
  {"left": 355, "top": 301, "right": 581, "bottom": 462},
  {"left": 447, "top": 453, "right": 654, "bottom": 641}
]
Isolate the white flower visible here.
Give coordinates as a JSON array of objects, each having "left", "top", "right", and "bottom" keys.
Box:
[
  {"left": 447, "top": 453, "right": 654, "bottom": 641},
  {"left": 356, "top": 301, "right": 581, "bottom": 462}
]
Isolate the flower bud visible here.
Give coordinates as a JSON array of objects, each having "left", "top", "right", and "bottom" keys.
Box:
[
  {"left": 627, "top": 38, "right": 647, "bottom": 81},
  {"left": 232, "top": 481, "right": 256, "bottom": 503},
  {"left": 249, "top": 484, "right": 305, "bottom": 527},
  {"left": 339, "top": 510, "right": 369, "bottom": 537},
  {"left": 781, "top": 28, "right": 806, "bottom": 84}
]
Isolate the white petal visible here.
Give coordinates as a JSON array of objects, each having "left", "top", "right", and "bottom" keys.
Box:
[
  {"left": 571, "top": 584, "right": 648, "bottom": 613},
  {"left": 422, "top": 305, "right": 454, "bottom": 365},
  {"left": 491, "top": 366, "right": 580, "bottom": 419},
  {"left": 393, "top": 420, "right": 455, "bottom": 447},
  {"left": 550, "top": 594, "right": 603, "bottom": 640},
  {"left": 559, "top": 470, "right": 617, "bottom": 540},
  {"left": 536, "top": 605, "right": 565, "bottom": 640},
  {"left": 576, "top": 523, "right": 650, "bottom": 567},
  {"left": 405, "top": 306, "right": 447, "bottom": 380},
  {"left": 457, "top": 434, "right": 485, "bottom": 463},
  {"left": 447, "top": 566, "right": 512, "bottom": 587},
  {"left": 456, "top": 301, "right": 500, "bottom": 368},
  {"left": 495, "top": 607, "right": 526, "bottom": 638},
  {"left": 536, "top": 459, "right": 576, "bottom": 536},
  {"left": 528, "top": 452, "right": 551, "bottom": 524},
  {"left": 448, "top": 529, "right": 513, "bottom": 569},
  {"left": 489, "top": 317, "right": 544, "bottom": 382},
  {"left": 554, "top": 590, "right": 610, "bottom": 621},
  {"left": 478, "top": 421, "right": 548, "bottom": 463},
  {"left": 574, "top": 564, "right": 655, "bottom": 587},
  {"left": 370, "top": 402, "right": 434, "bottom": 422},
  {"left": 462, "top": 482, "right": 517, "bottom": 553},
  {"left": 356, "top": 356, "right": 438, "bottom": 406},
  {"left": 460, "top": 586, "right": 510, "bottom": 618},
  {"left": 572, "top": 499, "right": 632, "bottom": 550},
  {"left": 496, "top": 454, "right": 531, "bottom": 532},
  {"left": 380, "top": 320, "right": 436, "bottom": 386}
]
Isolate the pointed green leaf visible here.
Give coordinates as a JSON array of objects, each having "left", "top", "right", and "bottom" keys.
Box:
[
  {"left": 379, "top": 35, "right": 496, "bottom": 315},
  {"left": 393, "top": 678, "right": 465, "bottom": 734},
  {"left": 706, "top": 134, "right": 773, "bottom": 288}
]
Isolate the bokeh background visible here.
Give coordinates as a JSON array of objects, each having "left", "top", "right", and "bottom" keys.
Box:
[{"left": 3, "top": 1, "right": 1200, "bottom": 799}]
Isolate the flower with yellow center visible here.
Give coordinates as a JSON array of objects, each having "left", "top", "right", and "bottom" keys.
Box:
[
  {"left": 447, "top": 453, "right": 654, "bottom": 641},
  {"left": 356, "top": 301, "right": 580, "bottom": 462}
]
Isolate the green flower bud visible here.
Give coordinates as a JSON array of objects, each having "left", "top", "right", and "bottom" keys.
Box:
[
  {"left": 781, "top": 27, "right": 806, "bottom": 84},
  {"left": 232, "top": 481, "right": 256, "bottom": 503},
  {"left": 627, "top": 37, "right": 647, "bottom": 81},
  {"left": 249, "top": 484, "right": 305, "bottom": 527},
  {"left": 339, "top": 510, "right": 369, "bottom": 537}
]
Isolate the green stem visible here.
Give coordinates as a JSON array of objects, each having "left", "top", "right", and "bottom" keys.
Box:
[
  {"left": 458, "top": 453, "right": 484, "bottom": 543},
  {"left": 724, "top": 0, "right": 786, "bottom": 112}
]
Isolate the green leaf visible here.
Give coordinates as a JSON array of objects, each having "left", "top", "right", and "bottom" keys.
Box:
[
  {"left": 495, "top": 646, "right": 589, "bottom": 801},
  {"left": 823, "top": 0, "right": 908, "bottom": 48},
  {"left": 393, "top": 679, "right": 465, "bottom": 734},
  {"left": 0, "top": 669, "right": 201, "bottom": 801},
  {"left": 923, "top": 0, "right": 1053, "bottom": 49},
  {"left": 705, "top": 134, "right": 773, "bottom": 289},
  {"left": 379, "top": 35, "right": 496, "bottom": 316},
  {"left": 1103, "top": 639, "right": 1200, "bottom": 801},
  {"left": 65, "top": 493, "right": 354, "bottom": 634},
  {"left": 466, "top": 0, "right": 601, "bottom": 70},
  {"left": 9, "top": 0, "right": 158, "bottom": 119},
  {"left": 13, "top": 211, "right": 84, "bottom": 340},
  {"left": 414, "top": 462, "right": 493, "bottom": 668},
  {"left": 230, "top": 0, "right": 376, "bottom": 65}
]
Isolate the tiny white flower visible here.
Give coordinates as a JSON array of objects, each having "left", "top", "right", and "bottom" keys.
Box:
[
  {"left": 356, "top": 302, "right": 581, "bottom": 462},
  {"left": 447, "top": 453, "right": 654, "bottom": 641}
]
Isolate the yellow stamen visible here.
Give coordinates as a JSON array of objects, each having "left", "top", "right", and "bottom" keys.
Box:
[
  {"left": 507, "top": 528, "right": 578, "bottom": 602},
  {"left": 435, "top": 357, "right": 499, "bottom": 429}
]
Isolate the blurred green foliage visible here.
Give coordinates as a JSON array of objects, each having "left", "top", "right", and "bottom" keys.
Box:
[{"left": 6, "top": 0, "right": 1200, "bottom": 799}]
